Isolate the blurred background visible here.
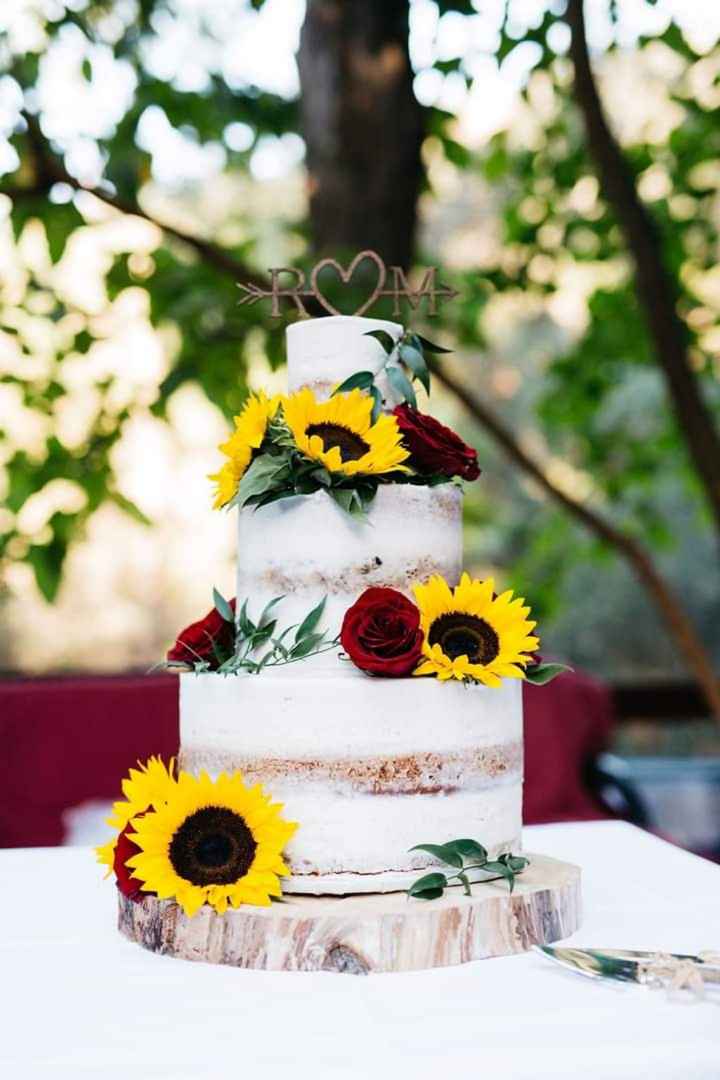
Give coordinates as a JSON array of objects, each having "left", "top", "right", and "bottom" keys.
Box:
[{"left": 1, "top": 0, "right": 719, "bottom": 854}]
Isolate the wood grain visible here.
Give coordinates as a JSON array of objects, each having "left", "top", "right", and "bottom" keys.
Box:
[{"left": 118, "top": 853, "right": 581, "bottom": 974}]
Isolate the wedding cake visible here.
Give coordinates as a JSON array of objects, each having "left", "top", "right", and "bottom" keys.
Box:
[
  {"left": 178, "top": 315, "right": 523, "bottom": 894},
  {"left": 99, "top": 290, "right": 558, "bottom": 925}
]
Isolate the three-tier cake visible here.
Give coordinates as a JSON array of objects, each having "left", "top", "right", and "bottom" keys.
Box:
[{"left": 179, "top": 315, "right": 523, "bottom": 894}]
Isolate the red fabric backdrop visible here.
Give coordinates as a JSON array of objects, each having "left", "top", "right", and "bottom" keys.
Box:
[{"left": 0, "top": 670, "right": 614, "bottom": 847}]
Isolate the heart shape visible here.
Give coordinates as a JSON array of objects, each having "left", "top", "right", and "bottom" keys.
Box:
[{"left": 310, "top": 250, "right": 386, "bottom": 317}]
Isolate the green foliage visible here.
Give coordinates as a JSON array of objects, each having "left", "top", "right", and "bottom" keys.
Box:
[
  {"left": 175, "top": 591, "right": 340, "bottom": 674},
  {"left": 408, "top": 839, "right": 529, "bottom": 899}
]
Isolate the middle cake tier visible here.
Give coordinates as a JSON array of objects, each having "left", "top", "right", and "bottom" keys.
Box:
[{"left": 236, "top": 482, "right": 462, "bottom": 646}]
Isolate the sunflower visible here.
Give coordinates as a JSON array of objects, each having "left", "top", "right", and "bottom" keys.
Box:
[
  {"left": 125, "top": 770, "right": 297, "bottom": 916},
  {"left": 412, "top": 573, "right": 539, "bottom": 687},
  {"left": 282, "top": 387, "right": 410, "bottom": 477},
  {"left": 210, "top": 391, "right": 279, "bottom": 508},
  {"left": 96, "top": 756, "right": 176, "bottom": 872}
]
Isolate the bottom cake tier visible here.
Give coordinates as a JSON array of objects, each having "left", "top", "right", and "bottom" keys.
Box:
[{"left": 179, "top": 670, "right": 523, "bottom": 894}]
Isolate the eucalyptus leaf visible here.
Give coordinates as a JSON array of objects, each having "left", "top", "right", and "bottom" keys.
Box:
[
  {"left": 386, "top": 364, "right": 417, "bottom": 409},
  {"left": 332, "top": 370, "right": 375, "bottom": 395},
  {"left": 412, "top": 333, "right": 452, "bottom": 355},
  {"left": 295, "top": 597, "right": 326, "bottom": 643},
  {"left": 370, "top": 384, "right": 383, "bottom": 423},
  {"left": 524, "top": 662, "right": 572, "bottom": 685},
  {"left": 409, "top": 842, "right": 464, "bottom": 869},
  {"left": 364, "top": 329, "right": 397, "bottom": 355},
  {"left": 213, "top": 587, "right": 234, "bottom": 624},
  {"left": 399, "top": 343, "right": 430, "bottom": 395}
]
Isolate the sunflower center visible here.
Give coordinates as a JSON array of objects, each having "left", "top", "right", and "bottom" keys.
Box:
[
  {"left": 169, "top": 806, "right": 257, "bottom": 886},
  {"left": 306, "top": 423, "right": 369, "bottom": 462},
  {"left": 428, "top": 612, "right": 500, "bottom": 665}
]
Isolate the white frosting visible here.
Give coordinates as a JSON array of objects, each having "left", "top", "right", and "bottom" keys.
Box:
[
  {"left": 287, "top": 315, "right": 403, "bottom": 402},
  {"left": 180, "top": 671, "right": 523, "bottom": 894},
  {"left": 236, "top": 483, "right": 462, "bottom": 652}
]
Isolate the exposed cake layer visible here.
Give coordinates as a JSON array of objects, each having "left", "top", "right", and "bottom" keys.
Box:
[
  {"left": 236, "top": 482, "right": 462, "bottom": 650},
  {"left": 287, "top": 315, "right": 402, "bottom": 401},
  {"left": 179, "top": 671, "right": 523, "bottom": 894}
]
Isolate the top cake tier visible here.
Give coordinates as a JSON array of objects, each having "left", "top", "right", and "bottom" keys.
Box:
[{"left": 287, "top": 315, "right": 402, "bottom": 401}]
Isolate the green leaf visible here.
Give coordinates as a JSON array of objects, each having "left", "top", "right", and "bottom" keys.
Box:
[
  {"left": 400, "top": 343, "right": 430, "bottom": 396},
  {"left": 250, "top": 619, "right": 276, "bottom": 646},
  {"left": 294, "top": 596, "right": 326, "bottom": 643},
  {"left": 27, "top": 541, "right": 66, "bottom": 603},
  {"left": 457, "top": 871, "right": 472, "bottom": 896},
  {"left": 370, "top": 384, "right": 383, "bottom": 423},
  {"left": 412, "top": 333, "right": 452, "bottom": 355},
  {"left": 109, "top": 491, "right": 151, "bottom": 526},
  {"left": 237, "top": 599, "right": 255, "bottom": 637},
  {"left": 386, "top": 364, "right": 417, "bottom": 409},
  {"left": 409, "top": 843, "right": 464, "bottom": 869},
  {"left": 407, "top": 872, "right": 448, "bottom": 899},
  {"left": 482, "top": 861, "right": 517, "bottom": 892},
  {"left": 499, "top": 854, "right": 529, "bottom": 872},
  {"left": 328, "top": 487, "right": 367, "bottom": 519},
  {"left": 447, "top": 839, "right": 488, "bottom": 863},
  {"left": 524, "top": 662, "right": 572, "bottom": 686},
  {"left": 213, "top": 587, "right": 235, "bottom": 623},
  {"left": 289, "top": 632, "right": 325, "bottom": 658},
  {"left": 236, "top": 453, "right": 291, "bottom": 507},
  {"left": 332, "top": 370, "right": 375, "bottom": 395},
  {"left": 258, "top": 595, "right": 285, "bottom": 627},
  {"left": 364, "top": 329, "right": 397, "bottom": 355},
  {"left": 310, "top": 466, "right": 332, "bottom": 487}
]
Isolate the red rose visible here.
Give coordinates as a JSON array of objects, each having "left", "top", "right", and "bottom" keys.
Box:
[
  {"left": 167, "top": 599, "right": 236, "bottom": 668},
  {"left": 393, "top": 403, "right": 480, "bottom": 481},
  {"left": 341, "top": 587, "right": 423, "bottom": 677},
  {"left": 113, "top": 820, "right": 146, "bottom": 902}
]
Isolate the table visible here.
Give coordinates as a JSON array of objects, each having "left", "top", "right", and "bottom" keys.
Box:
[{"left": 1, "top": 821, "right": 718, "bottom": 1079}]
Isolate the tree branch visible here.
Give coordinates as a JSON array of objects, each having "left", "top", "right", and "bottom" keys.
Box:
[
  {"left": 15, "top": 111, "right": 266, "bottom": 288},
  {"left": 431, "top": 360, "right": 720, "bottom": 718},
  {"left": 566, "top": 0, "right": 720, "bottom": 536}
]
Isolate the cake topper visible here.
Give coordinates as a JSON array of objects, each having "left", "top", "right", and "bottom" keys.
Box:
[{"left": 237, "top": 249, "right": 459, "bottom": 318}]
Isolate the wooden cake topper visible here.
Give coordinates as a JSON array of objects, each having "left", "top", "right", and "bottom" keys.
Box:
[{"left": 237, "top": 249, "right": 459, "bottom": 318}]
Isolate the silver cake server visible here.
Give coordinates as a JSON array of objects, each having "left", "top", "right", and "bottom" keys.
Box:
[{"left": 535, "top": 946, "right": 720, "bottom": 990}]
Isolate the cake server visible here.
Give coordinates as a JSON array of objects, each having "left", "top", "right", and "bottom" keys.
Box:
[{"left": 535, "top": 945, "right": 720, "bottom": 990}]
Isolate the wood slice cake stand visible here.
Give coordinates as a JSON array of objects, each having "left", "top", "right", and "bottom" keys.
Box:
[{"left": 118, "top": 853, "right": 581, "bottom": 974}]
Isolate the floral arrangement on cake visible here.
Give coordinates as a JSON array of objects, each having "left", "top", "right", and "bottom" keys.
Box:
[
  {"left": 340, "top": 576, "right": 566, "bottom": 686},
  {"left": 97, "top": 757, "right": 297, "bottom": 916},
  {"left": 210, "top": 331, "right": 480, "bottom": 519},
  {"left": 165, "top": 577, "right": 567, "bottom": 687}
]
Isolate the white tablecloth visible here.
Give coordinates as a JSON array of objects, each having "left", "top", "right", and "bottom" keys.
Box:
[{"left": 1, "top": 821, "right": 718, "bottom": 1080}]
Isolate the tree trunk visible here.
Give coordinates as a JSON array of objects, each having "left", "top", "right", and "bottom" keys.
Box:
[{"left": 298, "top": 0, "right": 422, "bottom": 267}]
